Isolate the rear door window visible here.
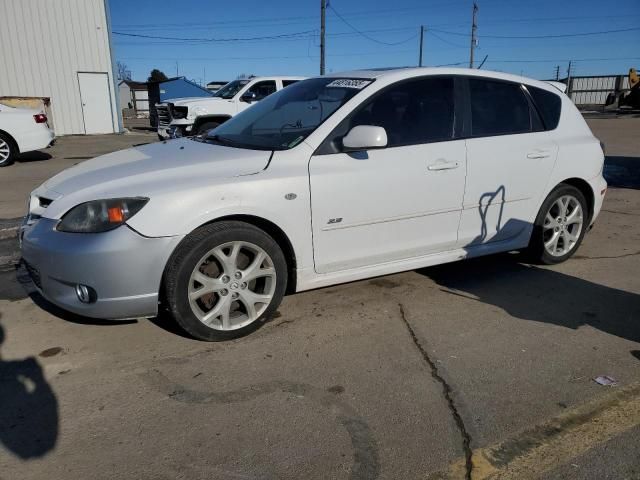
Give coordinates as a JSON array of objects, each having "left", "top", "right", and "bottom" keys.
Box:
[
  {"left": 247, "top": 81, "right": 277, "bottom": 101},
  {"left": 282, "top": 80, "right": 300, "bottom": 88},
  {"left": 469, "top": 79, "right": 536, "bottom": 136},
  {"left": 528, "top": 86, "right": 562, "bottom": 130}
]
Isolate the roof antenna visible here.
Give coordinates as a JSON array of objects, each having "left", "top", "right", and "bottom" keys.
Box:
[{"left": 477, "top": 55, "right": 488, "bottom": 69}]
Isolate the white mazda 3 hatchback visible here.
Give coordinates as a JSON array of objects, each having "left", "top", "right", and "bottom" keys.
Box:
[{"left": 21, "top": 68, "right": 607, "bottom": 340}]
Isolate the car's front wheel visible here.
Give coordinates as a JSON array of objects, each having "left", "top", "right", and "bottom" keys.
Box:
[
  {"left": 528, "top": 184, "right": 589, "bottom": 264},
  {"left": 0, "top": 133, "right": 16, "bottom": 167},
  {"left": 163, "top": 221, "right": 288, "bottom": 341}
]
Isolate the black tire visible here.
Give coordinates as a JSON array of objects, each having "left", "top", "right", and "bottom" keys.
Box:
[
  {"left": 196, "top": 121, "right": 220, "bottom": 136},
  {"left": 527, "top": 184, "right": 589, "bottom": 265},
  {"left": 0, "top": 132, "right": 17, "bottom": 167},
  {"left": 163, "top": 221, "right": 288, "bottom": 341}
]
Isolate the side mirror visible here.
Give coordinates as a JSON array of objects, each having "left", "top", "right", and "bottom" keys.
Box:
[
  {"left": 342, "top": 125, "right": 388, "bottom": 151},
  {"left": 240, "top": 91, "right": 257, "bottom": 103}
]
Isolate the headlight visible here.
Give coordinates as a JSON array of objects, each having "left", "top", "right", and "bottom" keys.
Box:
[
  {"left": 57, "top": 198, "right": 149, "bottom": 233},
  {"left": 173, "top": 106, "right": 188, "bottom": 119},
  {"left": 187, "top": 106, "right": 208, "bottom": 120}
]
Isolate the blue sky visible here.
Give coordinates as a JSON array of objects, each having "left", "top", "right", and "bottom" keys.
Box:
[{"left": 109, "top": 0, "right": 640, "bottom": 84}]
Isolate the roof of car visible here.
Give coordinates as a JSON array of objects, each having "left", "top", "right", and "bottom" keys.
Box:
[
  {"left": 247, "top": 76, "right": 307, "bottom": 81},
  {"left": 326, "top": 67, "right": 561, "bottom": 93}
]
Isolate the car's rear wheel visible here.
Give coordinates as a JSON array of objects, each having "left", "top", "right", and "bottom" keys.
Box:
[
  {"left": 164, "top": 221, "right": 287, "bottom": 341},
  {"left": 0, "top": 133, "right": 16, "bottom": 167},
  {"left": 528, "top": 184, "right": 588, "bottom": 264}
]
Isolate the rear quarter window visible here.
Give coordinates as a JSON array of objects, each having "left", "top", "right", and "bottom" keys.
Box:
[{"left": 528, "top": 86, "right": 562, "bottom": 130}]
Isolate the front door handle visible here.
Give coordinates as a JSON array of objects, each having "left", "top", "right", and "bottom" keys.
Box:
[
  {"left": 527, "top": 151, "right": 551, "bottom": 159},
  {"left": 427, "top": 160, "right": 459, "bottom": 171}
]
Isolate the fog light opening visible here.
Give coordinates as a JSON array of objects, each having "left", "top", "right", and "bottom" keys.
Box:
[{"left": 75, "top": 284, "right": 96, "bottom": 304}]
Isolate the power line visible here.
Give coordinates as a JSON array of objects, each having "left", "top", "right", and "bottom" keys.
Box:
[
  {"left": 328, "top": 4, "right": 418, "bottom": 46},
  {"left": 430, "top": 26, "right": 640, "bottom": 39},
  {"left": 111, "top": 30, "right": 316, "bottom": 42},
  {"left": 427, "top": 30, "right": 467, "bottom": 48},
  {"left": 433, "top": 56, "right": 640, "bottom": 66},
  {"left": 118, "top": 50, "right": 417, "bottom": 62},
  {"left": 111, "top": 2, "right": 472, "bottom": 30}
]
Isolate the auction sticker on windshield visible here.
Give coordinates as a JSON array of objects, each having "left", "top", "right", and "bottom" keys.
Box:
[{"left": 326, "top": 79, "right": 372, "bottom": 89}]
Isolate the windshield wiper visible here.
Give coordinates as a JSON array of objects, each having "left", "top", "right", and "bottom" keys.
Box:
[
  {"left": 207, "top": 134, "right": 237, "bottom": 146},
  {"left": 206, "top": 134, "right": 273, "bottom": 151}
]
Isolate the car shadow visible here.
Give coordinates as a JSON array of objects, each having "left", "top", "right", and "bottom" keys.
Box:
[
  {"left": 148, "top": 307, "right": 194, "bottom": 340},
  {"left": 0, "top": 317, "right": 59, "bottom": 459},
  {"left": 604, "top": 155, "right": 640, "bottom": 189},
  {"left": 420, "top": 253, "right": 640, "bottom": 345},
  {"left": 418, "top": 183, "right": 640, "bottom": 350},
  {"left": 16, "top": 151, "right": 53, "bottom": 163}
]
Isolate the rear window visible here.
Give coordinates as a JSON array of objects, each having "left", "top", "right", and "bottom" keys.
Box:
[
  {"left": 469, "top": 79, "right": 533, "bottom": 136},
  {"left": 528, "top": 86, "right": 562, "bottom": 130}
]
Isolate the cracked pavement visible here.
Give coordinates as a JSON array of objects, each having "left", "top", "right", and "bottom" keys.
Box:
[{"left": 1, "top": 116, "right": 639, "bottom": 479}]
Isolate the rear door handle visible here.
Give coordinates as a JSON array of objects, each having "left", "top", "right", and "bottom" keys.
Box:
[
  {"left": 427, "top": 160, "right": 459, "bottom": 171},
  {"left": 527, "top": 151, "right": 551, "bottom": 159}
]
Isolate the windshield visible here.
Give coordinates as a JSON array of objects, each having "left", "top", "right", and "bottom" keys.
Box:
[
  {"left": 213, "top": 79, "right": 250, "bottom": 99},
  {"left": 204, "top": 77, "right": 373, "bottom": 150}
]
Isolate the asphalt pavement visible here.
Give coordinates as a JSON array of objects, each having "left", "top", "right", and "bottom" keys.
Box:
[{"left": 0, "top": 115, "right": 638, "bottom": 480}]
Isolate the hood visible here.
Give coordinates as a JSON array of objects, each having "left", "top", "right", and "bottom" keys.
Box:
[
  {"left": 37, "top": 138, "right": 271, "bottom": 218},
  {"left": 170, "top": 97, "right": 224, "bottom": 107}
]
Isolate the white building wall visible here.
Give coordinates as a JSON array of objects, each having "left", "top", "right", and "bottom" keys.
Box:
[
  {"left": 119, "top": 82, "right": 132, "bottom": 111},
  {"left": 0, "top": 0, "right": 121, "bottom": 135}
]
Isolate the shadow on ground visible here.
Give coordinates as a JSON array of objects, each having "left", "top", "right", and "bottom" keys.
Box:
[
  {"left": 604, "top": 156, "right": 640, "bottom": 189},
  {"left": 0, "top": 317, "right": 58, "bottom": 459},
  {"left": 16, "top": 151, "right": 53, "bottom": 163},
  {"left": 420, "top": 253, "right": 640, "bottom": 347}
]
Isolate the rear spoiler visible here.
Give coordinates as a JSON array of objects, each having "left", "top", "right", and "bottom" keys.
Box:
[{"left": 545, "top": 81, "right": 567, "bottom": 94}]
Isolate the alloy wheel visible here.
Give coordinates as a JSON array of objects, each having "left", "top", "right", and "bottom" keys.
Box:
[
  {"left": 542, "top": 194, "right": 584, "bottom": 257},
  {"left": 187, "top": 241, "right": 276, "bottom": 330},
  {"left": 0, "top": 138, "right": 10, "bottom": 164}
]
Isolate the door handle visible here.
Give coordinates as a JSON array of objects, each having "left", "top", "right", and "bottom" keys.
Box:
[
  {"left": 527, "top": 151, "right": 550, "bottom": 159},
  {"left": 428, "top": 160, "right": 459, "bottom": 171}
]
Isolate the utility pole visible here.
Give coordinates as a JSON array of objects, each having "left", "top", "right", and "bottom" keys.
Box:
[
  {"left": 566, "top": 60, "right": 573, "bottom": 97},
  {"left": 418, "top": 25, "right": 425, "bottom": 67},
  {"left": 555, "top": 65, "right": 560, "bottom": 81},
  {"left": 320, "top": 0, "right": 326, "bottom": 75},
  {"left": 469, "top": 2, "right": 478, "bottom": 68},
  {"left": 175, "top": 61, "right": 179, "bottom": 76}
]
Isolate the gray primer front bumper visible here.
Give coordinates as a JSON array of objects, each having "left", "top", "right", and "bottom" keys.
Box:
[{"left": 21, "top": 218, "right": 183, "bottom": 319}]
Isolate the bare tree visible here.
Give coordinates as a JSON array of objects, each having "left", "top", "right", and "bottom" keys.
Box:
[{"left": 117, "top": 61, "right": 132, "bottom": 81}]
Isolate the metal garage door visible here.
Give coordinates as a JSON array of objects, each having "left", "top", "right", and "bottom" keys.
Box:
[{"left": 78, "top": 72, "right": 114, "bottom": 134}]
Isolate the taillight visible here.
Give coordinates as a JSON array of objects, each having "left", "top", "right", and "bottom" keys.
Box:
[{"left": 33, "top": 113, "right": 47, "bottom": 124}]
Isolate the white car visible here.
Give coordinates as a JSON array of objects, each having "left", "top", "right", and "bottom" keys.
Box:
[
  {"left": 21, "top": 68, "right": 606, "bottom": 341},
  {"left": 0, "top": 103, "right": 55, "bottom": 167},
  {"left": 156, "top": 76, "right": 305, "bottom": 139}
]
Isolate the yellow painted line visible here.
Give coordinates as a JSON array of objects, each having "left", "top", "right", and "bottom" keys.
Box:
[{"left": 428, "top": 382, "right": 640, "bottom": 480}]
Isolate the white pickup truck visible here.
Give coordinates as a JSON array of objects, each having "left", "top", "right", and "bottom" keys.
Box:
[{"left": 156, "top": 76, "right": 305, "bottom": 139}]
